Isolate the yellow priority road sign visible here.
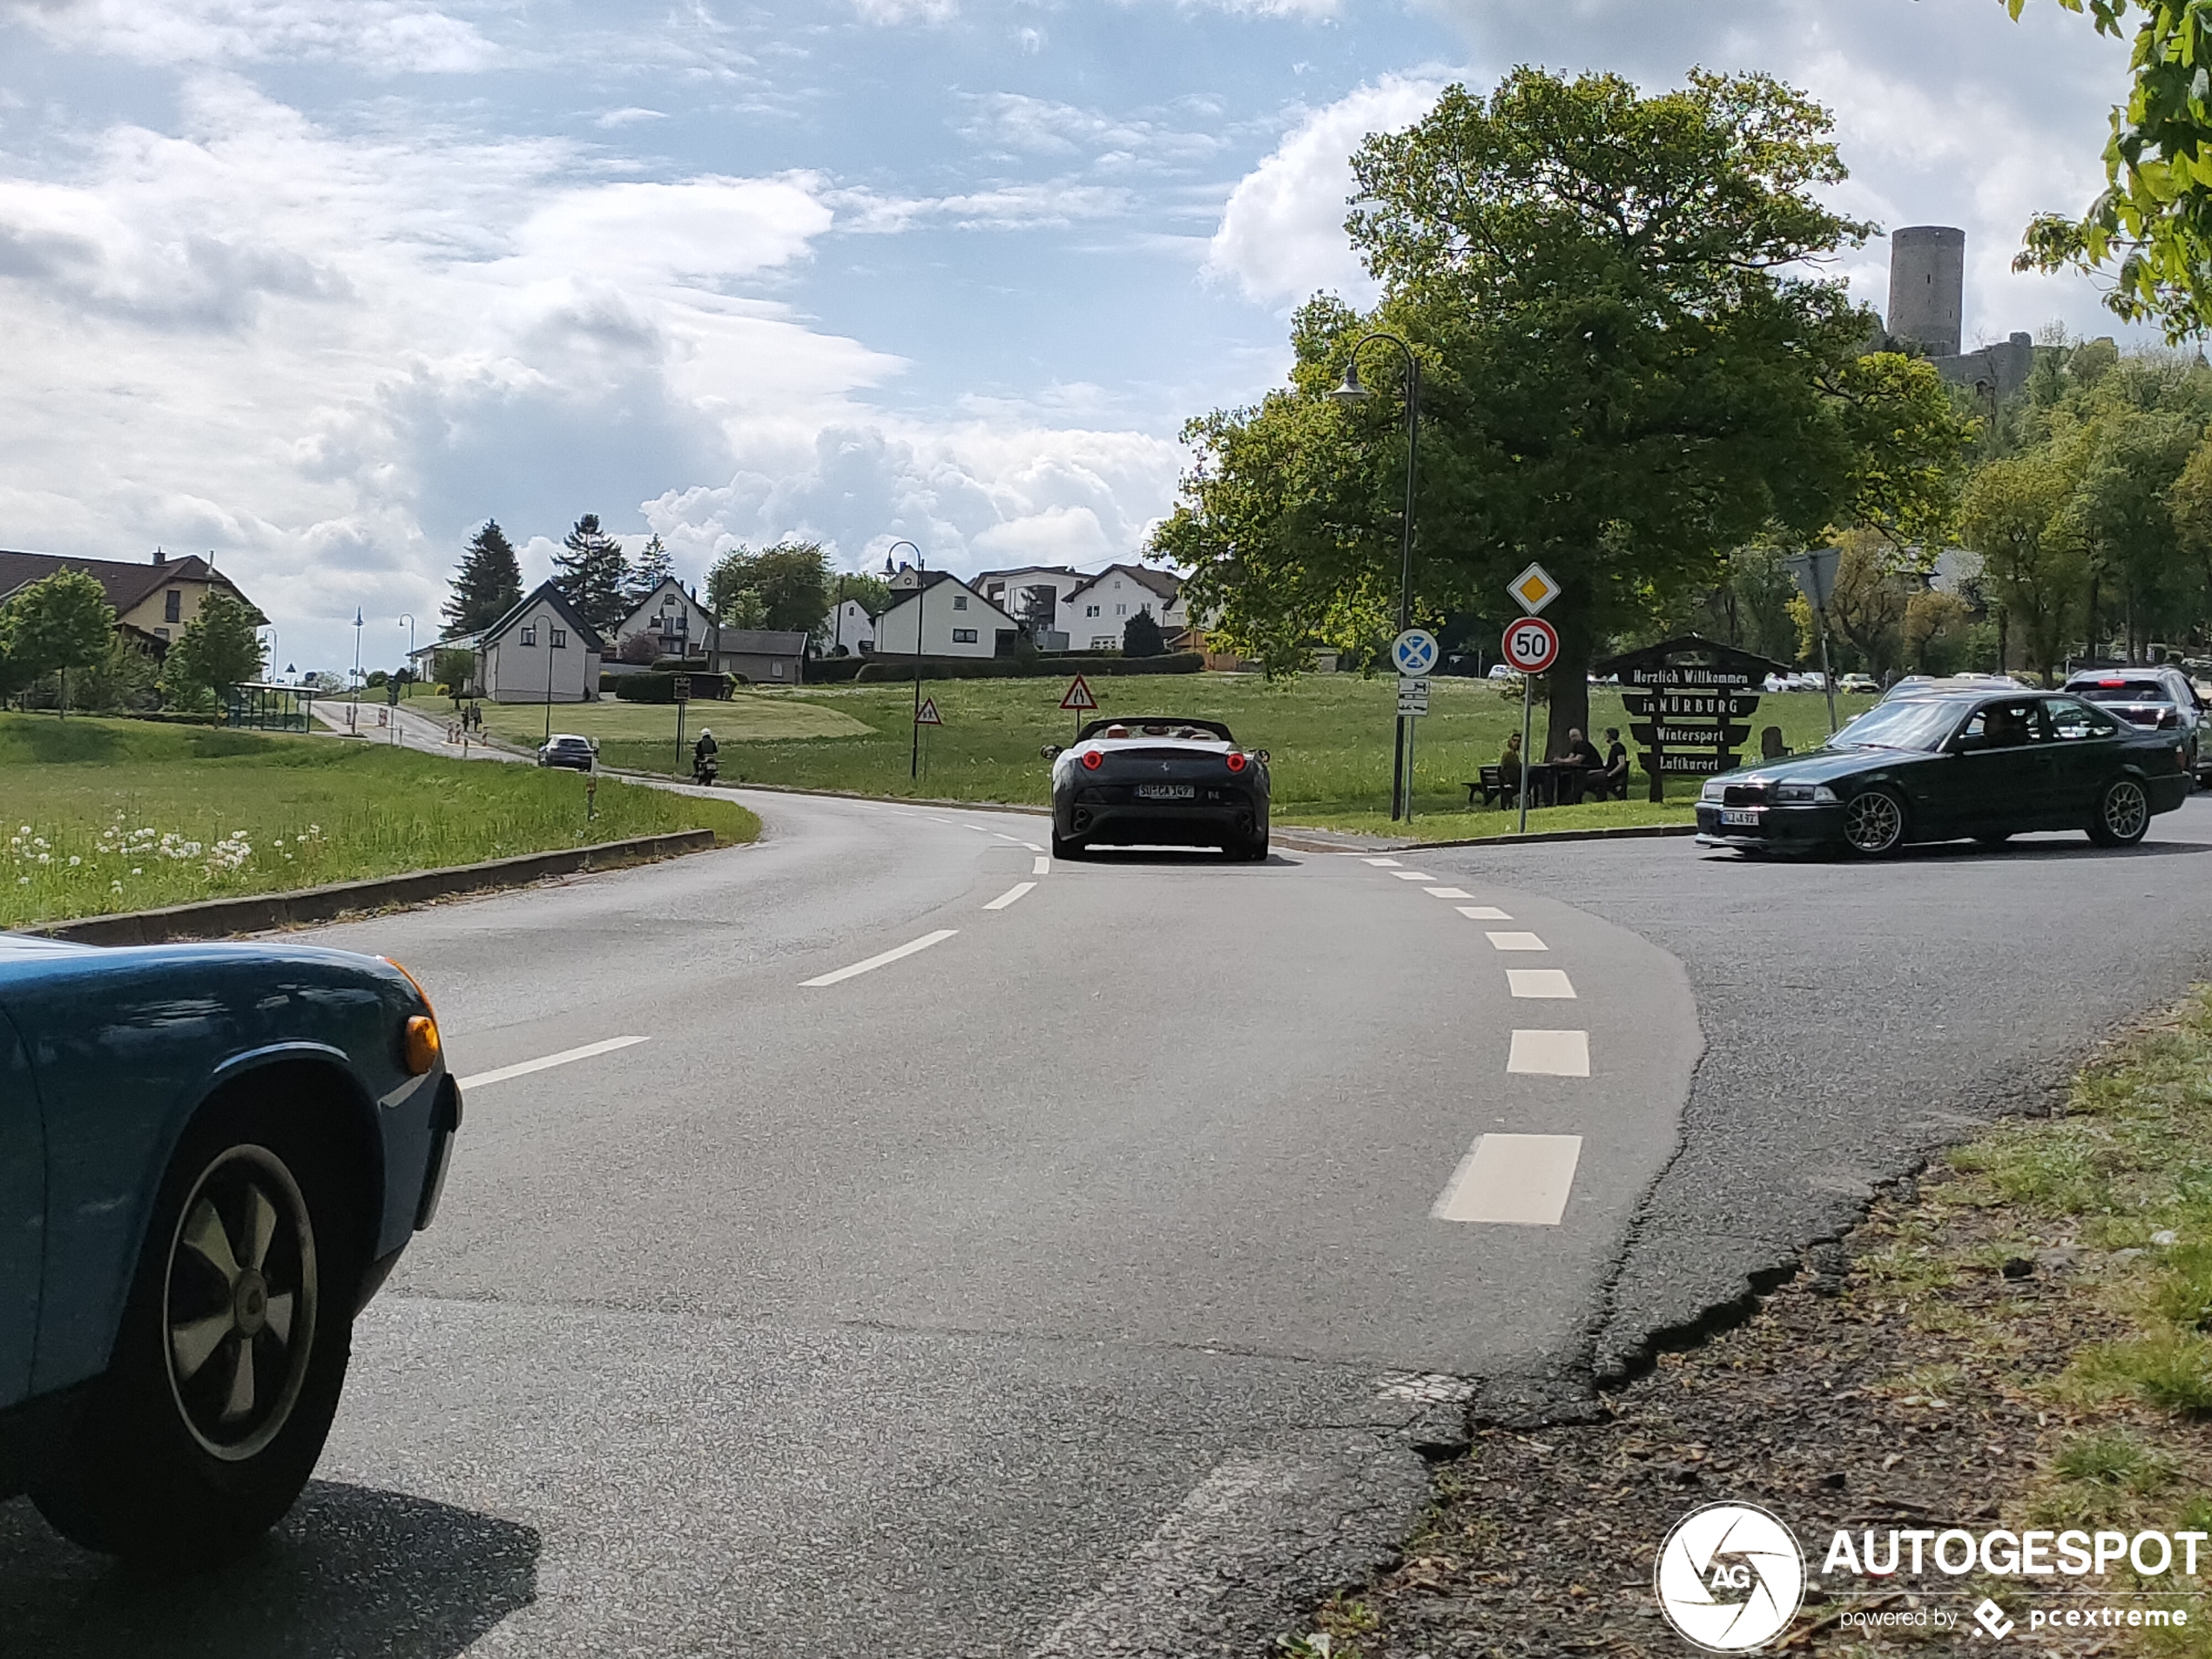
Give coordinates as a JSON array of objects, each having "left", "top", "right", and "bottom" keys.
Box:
[{"left": 1509, "top": 562, "right": 1561, "bottom": 616}]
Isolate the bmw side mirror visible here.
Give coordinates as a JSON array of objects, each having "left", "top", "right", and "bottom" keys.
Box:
[{"left": 1041, "top": 744, "right": 1062, "bottom": 760}]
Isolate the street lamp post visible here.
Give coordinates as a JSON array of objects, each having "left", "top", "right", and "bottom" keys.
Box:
[
  {"left": 884, "top": 539, "right": 925, "bottom": 779},
  {"left": 1328, "top": 333, "right": 1422, "bottom": 822},
  {"left": 543, "top": 604, "right": 558, "bottom": 746},
  {"left": 349, "top": 607, "right": 364, "bottom": 734},
  {"left": 399, "top": 614, "right": 415, "bottom": 700}
]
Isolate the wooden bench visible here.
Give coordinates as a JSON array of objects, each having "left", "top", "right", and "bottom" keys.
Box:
[{"left": 1464, "top": 766, "right": 1513, "bottom": 807}]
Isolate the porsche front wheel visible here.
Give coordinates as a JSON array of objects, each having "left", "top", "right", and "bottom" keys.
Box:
[{"left": 30, "top": 1098, "right": 360, "bottom": 1564}]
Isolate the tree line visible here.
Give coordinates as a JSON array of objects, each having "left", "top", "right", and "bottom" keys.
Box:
[{"left": 0, "top": 570, "right": 264, "bottom": 716}]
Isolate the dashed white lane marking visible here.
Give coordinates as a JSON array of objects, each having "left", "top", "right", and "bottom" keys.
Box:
[
  {"left": 1362, "top": 857, "right": 1400, "bottom": 866},
  {"left": 965, "top": 824, "right": 992, "bottom": 833},
  {"left": 1022, "top": 842, "right": 1043, "bottom": 853},
  {"left": 1390, "top": 870, "right": 1438, "bottom": 881},
  {"left": 1507, "top": 969, "right": 1577, "bottom": 999},
  {"left": 1457, "top": 906, "right": 1512, "bottom": 921},
  {"left": 1507, "top": 1029, "right": 1589, "bottom": 1076},
  {"left": 1486, "top": 931, "right": 1548, "bottom": 951},
  {"left": 984, "top": 881, "right": 1036, "bottom": 911},
  {"left": 995, "top": 832, "right": 1027, "bottom": 842},
  {"left": 457, "top": 1035, "right": 650, "bottom": 1090},
  {"left": 1032, "top": 855, "right": 1050, "bottom": 875},
  {"left": 927, "top": 817, "right": 955, "bottom": 826},
  {"left": 1432, "top": 1135, "right": 1582, "bottom": 1225},
  {"left": 1424, "top": 887, "right": 1472, "bottom": 899},
  {"left": 802, "top": 929, "right": 959, "bottom": 987}
]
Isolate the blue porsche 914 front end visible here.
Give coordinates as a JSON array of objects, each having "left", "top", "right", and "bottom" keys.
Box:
[{"left": 0, "top": 933, "right": 458, "bottom": 1563}]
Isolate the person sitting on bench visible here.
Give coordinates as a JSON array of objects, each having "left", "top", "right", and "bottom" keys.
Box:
[
  {"left": 1498, "top": 732, "right": 1523, "bottom": 795},
  {"left": 1588, "top": 727, "right": 1631, "bottom": 800},
  {"left": 1557, "top": 727, "right": 1604, "bottom": 804}
]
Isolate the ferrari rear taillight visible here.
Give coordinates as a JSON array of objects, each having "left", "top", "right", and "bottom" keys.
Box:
[
  {"left": 1224, "top": 751, "right": 1247, "bottom": 772},
  {"left": 1081, "top": 749, "right": 1103, "bottom": 770}
]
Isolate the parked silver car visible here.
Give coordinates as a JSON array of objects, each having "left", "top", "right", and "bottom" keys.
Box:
[{"left": 2063, "top": 667, "right": 2211, "bottom": 785}]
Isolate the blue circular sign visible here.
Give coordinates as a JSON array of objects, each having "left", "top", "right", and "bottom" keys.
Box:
[{"left": 1391, "top": 629, "right": 1439, "bottom": 677}]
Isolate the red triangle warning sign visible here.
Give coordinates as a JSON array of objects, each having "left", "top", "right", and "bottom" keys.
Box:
[
  {"left": 914, "top": 696, "right": 942, "bottom": 725},
  {"left": 1060, "top": 675, "right": 1097, "bottom": 711}
]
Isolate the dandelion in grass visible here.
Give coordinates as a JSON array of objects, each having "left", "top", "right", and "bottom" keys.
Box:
[{"left": 67, "top": 856, "right": 79, "bottom": 867}]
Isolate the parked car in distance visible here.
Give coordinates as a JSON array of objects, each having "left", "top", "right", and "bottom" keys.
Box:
[
  {"left": 1881, "top": 672, "right": 2027, "bottom": 701},
  {"left": 1043, "top": 717, "right": 1271, "bottom": 860},
  {"left": 1694, "top": 686, "right": 2191, "bottom": 856},
  {"left": 537, "top": 733, "right": 597, "bottom": 771},
  {"left": 1487, "top": 664, "right": 1521, "bottom": 681},
  {"left": 1837, "top": 673, "right": 1882, "bottom": 697},
  {"left": 2063, "top": 666, "right": 2211, "bottom": 784},
  {"left": 0, "top": 935, "right": 459, "bottom": 1563}
]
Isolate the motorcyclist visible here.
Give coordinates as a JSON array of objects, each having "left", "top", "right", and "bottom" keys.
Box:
[{"left": 692, "top": 728, "right": 719, "bottom": 784}]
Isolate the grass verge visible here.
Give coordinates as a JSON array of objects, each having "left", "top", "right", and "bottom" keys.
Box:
[
  {"left": 0, "top": 712, "right": 759, "bottom": 928},
  {"left": 543, "top": 673, "right": 1867, "bottom": 819},
  {"left": 1285, "top": 991, "right": 2212, "bottom": 1656}
]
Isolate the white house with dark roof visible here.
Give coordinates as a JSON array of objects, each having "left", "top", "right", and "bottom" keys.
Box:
[
  {"left": 475, "top": 582, "right": 604, "bottom": 703},
  {"left": 1063, "top": 564, "right": 1187, "bottom": 651},
  {"left": 875, "top": 567, "right": 1021, "bottom": 658},
  {"left": 613, "top": 577, "right": 714, "bottom": 662}
]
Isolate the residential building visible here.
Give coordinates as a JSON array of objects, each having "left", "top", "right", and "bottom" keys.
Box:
[
  {"left": 822, "top": 597, "right": 875, "bottom": 657},
  {"left": 874, "top": 568, "right": 1021, "bottom": 658},
  {"left": 1063, "top": 564, "right": 1187, "bottom": 651},
  {"left": 474, "top": 583, "right": 604, "bottom": 704},
  {"left": 710, "top": 628, "right": 808, "bottom": 684},
  {"left": 972, "top": 565, "right": 1085, "bottom": 637},
  {"left": 0, "top": 548, "right": 260, "bottom": 654},
  {"left": 613, "top": 578, "right": 714, "bottom": 662}
]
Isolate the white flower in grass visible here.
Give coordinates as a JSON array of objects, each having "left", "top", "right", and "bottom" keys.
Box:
[
  {"left": 110, "top": 881, "right": 123, "bottom": 893},
  {"left": 67, "top": 855, "right": 80, "bottom": 867},
  {"left": 15, "top": 877, "right": 25, "bottom": 887},
  {"left": 36, "top": 853, "right": 49, "bottom": 865},
  {"left": 17, "top": 826, "right": 28, "bottom": 835},
  {"left": 131, "top": 867, "right": 142, "bottom": 875}
]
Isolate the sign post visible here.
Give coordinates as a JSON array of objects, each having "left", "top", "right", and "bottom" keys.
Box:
[
  {"left": 1061, "top": 674, "right": 1097, "bottom": 743},
  {"left": 1597, "top": 637, "right": 1790, "bottom": 802},
  {"left": 673, "top": 674, "right": 691, "bottom": 778},
  {"left": 915, "top": 694, "right": 941, "bottom": 780},
  {"left": 1502, "top": 614, "right": 1561, "bottom": 834},
  {"left": 1389, "top": 628, "right": 1440, "bottom": 821},
  {"left": 1784, "top": 549, "right": 1843, "bottom": 736}
]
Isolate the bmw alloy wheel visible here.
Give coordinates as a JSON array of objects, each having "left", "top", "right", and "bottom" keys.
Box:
[
  {"left": 163, "top": 1144, "right": 319, "bottom": 1462},
  {"left": 2096, "top": 778, "right": 2150, "bottom": 846},
  {"left": 1842, "top": 790, "right": 1905, "bottom": 855}
]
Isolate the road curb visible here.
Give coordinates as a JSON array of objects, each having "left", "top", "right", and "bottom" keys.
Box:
[
  {"left": 610, "top": 772, "right": 1054, "bottom": 816},
  {"left": 1275, "top": 821, "right": 1699, "bottom": 853},
  {"left": 29, "top": 829, "right": 722, "bottom": 947}
]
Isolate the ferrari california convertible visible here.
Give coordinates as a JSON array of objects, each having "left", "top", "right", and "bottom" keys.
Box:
[{"left": 1044, "top": 717, "right": 1271, "bottom": 860}]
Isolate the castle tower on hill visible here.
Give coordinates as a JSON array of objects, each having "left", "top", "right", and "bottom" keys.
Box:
[{"left": 1887, "top": 225, "right": 1966, "bottom": 357}]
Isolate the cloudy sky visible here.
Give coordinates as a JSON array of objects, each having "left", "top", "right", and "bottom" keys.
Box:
[{"left": 0, "top": 0, "right": 2143, "bottom": 672}]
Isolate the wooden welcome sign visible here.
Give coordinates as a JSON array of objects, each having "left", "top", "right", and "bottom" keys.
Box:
[{"left": 1595, "top": 636, "right": 1791, "bottom": 801}]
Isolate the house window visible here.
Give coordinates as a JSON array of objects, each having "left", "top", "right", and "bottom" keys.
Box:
[
  {"left": 1116, "top": 604, "right": 1128, "bottom": 616},
  {"left": 550, "top": 628, "right": 568, "bottom": 649},
  {"left": 953, "top": 595, "right": 968, "bottom": 610},
  {"left": 772, "top": 662, "right": 786, "bottom": 678},
  {"left": 952, "top": 628, "right": 978, "bottom": 644},
  {"left": 521, "top": 624, "right": 537, "bottom": 646},
  {"left": 1090, "top": 635, "right": 1116, "bottom": 651},
  {"left": 1085, "top": 604, "right": 1100, "bottom": 617},
  {"left": 165, "top": 590, "right": 181, "bottom": 623}
]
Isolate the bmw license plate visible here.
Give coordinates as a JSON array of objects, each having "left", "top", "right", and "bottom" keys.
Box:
[
  {"left": 1136, "top": 783, "right": 1195, "bottom": 799},
  {"left": 1719, "top": 808, "right": 1759, "bottom": 826}
]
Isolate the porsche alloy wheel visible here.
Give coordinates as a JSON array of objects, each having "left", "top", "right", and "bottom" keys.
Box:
[
  {"left": 2090, "top": 777, "right": 2150, "bottom": 846},
  {"left": 164, "top": 1145, "right": 320, "bottom": 1462},
  {"left": 30, "top": 1099, "right": 356, "bottom": 1563},
  {"left": 1842, "top": 789, "right": 1905, "bottom": 857}
]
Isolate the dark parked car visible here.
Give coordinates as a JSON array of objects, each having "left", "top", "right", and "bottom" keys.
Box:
[
  {"left": 0, "top": 935, "right": 459, "bottom": 1562},
  {"left": 537, "top": 733, "right": 597, "bottom": 772},
  {"left": 2064, "top": 666, "right": 2211, "bottom": 784},
  {"left": 1694, "top": 688, "right": 2191, "bottom": 856},
  {"left": 1044, "top": 717, "right": 1271, "bottom": 860}
]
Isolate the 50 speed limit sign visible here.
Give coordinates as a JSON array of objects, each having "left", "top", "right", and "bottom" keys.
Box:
[{"left": 1501, "top": 616, "right": 1560, "bottom": 674}]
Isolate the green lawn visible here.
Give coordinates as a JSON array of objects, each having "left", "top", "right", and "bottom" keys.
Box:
[
  {"left": 0, "top": 714, "right": 759, "bottom": 929},
  {"left": 577, "top": 671, "right": 1875, "bottom": 825},
  {"left": 467, "top": 692, "right": 871, "bottom": 755}
]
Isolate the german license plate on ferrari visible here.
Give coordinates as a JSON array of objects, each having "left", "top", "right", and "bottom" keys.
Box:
[
  {"left": 1136, "top": 784, "right": 1194, "bottom": 799},
  {"left": 1720, "top": 808, "right": 1759, "bottom": 826}
]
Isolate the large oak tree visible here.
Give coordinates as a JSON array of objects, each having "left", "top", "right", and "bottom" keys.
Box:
[{"left": 1154, "top": 68, "right": 1968, "bottom": 754}]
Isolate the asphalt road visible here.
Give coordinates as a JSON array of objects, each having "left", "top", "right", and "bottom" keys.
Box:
[{"left": 7, "top": 788, "right": 2212, "bottom": 1654}]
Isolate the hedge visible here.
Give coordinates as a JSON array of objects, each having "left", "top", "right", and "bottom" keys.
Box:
[
  {"left": 853, "top": 651, "right": 1202, "bottom": 684},
  {"left": 805, "top": 657, "right": 868, "bottom": 684},
  {"left": 612, "top": 671, "right": 735, "bottom": 703}
]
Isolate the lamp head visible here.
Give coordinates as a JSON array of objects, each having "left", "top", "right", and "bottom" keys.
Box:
[{"left": 1327, "top": 360, "right": 1368, "bottom": 405}]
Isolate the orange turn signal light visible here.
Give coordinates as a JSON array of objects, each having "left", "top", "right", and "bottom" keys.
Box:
[{"left": 402, "top": 1015, "right": 442, "bottom": 1076}]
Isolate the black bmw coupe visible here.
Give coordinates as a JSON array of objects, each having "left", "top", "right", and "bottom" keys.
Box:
[
  {"left": 1694, "top": 686, "right": 2191, "bottom": 856},
  {"left": 1044, "top": 718, "right": 1271, "bottom": 860}
]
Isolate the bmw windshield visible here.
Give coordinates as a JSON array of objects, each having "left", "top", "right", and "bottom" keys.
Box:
[{"left": 1828, "top": 698, "right": 1962, "bottom": 753}]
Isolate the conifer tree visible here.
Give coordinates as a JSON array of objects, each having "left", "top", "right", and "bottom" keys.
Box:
[
  {"left": 628, "top": 533, "right": 676, "bottom": 606},
  {"left": 444, "top": 520, "right": 523, "bottom": 635},
  {"left": 551, "top": 513, "right": 630, "bottom": 632}
]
